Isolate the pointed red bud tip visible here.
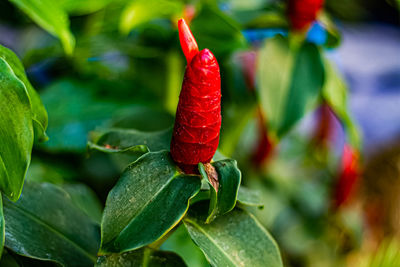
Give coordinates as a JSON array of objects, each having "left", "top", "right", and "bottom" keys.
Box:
[{"left": 178, "top": 18, "right": 199, "bottom": 64}]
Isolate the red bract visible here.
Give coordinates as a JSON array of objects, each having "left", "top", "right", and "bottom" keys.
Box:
[
  {"left": 312, "top": 103, "right": 335, "bottom": 147},
  {"left": 334, "top": 144, "right": 360, "bottom": 208},
  {"left": 252, "top": 108, "right": 274, "bottom": 167},
  {"left": 288, "top": 0, "right": 324, "bottom": 32},
  {"left": 170, "top": 18, "right": 221, "bottom": 174}
]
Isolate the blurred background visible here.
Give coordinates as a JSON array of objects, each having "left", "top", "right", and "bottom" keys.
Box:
[{"left": 1, "top": 0, "right": 399, "bottom": 266}]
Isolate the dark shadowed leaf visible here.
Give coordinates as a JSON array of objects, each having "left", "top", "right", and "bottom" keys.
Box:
[
  {"left": 184, "top": 207, "right": 283, "bottom": 267},
  {"left": 191, "top": 4, "right": 247, "bottom": 55},
  {"left": 63, "top": 183, "right": 103, "bottom": 224},
  {"left": 3, "top": 182, "right": 100, "bottom": 266},
  {"left": 96, "top": 247, "right": 187, "bottom": 267},
  {"left": 100, "top": 151, "right": 201, "bottom": 253},
  {"left": 0, "top": 58, "right": 33, "bottom": 201}
]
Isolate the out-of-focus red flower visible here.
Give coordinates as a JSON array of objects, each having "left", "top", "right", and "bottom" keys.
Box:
[
  {"left": 252, "top": 108, "right": 274, "bottom": 167},
  {"left": 334, "top": 144, "right": 360, "bottom": 208},
  {"left": 288, "top": 0, "right": 324, "bottom": 32},
  {"left": 312, "top": 103, "right": 335, "bottom": 148}
]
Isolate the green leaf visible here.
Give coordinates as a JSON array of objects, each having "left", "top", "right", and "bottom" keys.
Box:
[
  {"left": 89, "top": 127, "right": 172, "bottom": 155},
  {"left": 63, "top": 183, "right": 103, "bottom": 224},
  {"left": 3, "top": 181, "right": 100, "bottom": 266},
  {"left": 119, "top": 0, "right": 183, "bottom": 35},
  {"left": 96, "top": 247, "right": 187, "bottom": 267},
  {"left": 0, "top": 45, "right": 48, "bottom": 142},
  {"left": 278, "top": 42, "right": 324, "bottom": 136},
  {"left": 0, "top": 195, "right": 4, "bottom": 257},
  {"left": 257, "top": 36, "right": 325, "bottom": 138},
  {"left": 190, "top": 4, "right": 247, "bottom": 55},
  {"left": 59, "top": 0, "right": 113, "bottom": 15},
  {"left": 88, "top": 128, "right": 172, "bottom": 170},
  {"left": 161, "top": 224, "right": 209, "bottom": 267},
  {"left": 321, "top": 59, "right": 361, "bottom": 149},
  {"left": 0, "top": 58, "right": 33, "bottom": 201},
  {"left": 100, "top": 151, "right": 201, "bottom": 253},
  {"left": 184, "top": 207, "right": 283, "bottom": 267},
  {"left": 39, "top": 80, "right": 123, "bottom": 153},
  {"left": 198, "top": 160, "right": 241, "bottom": 223},
  {"left": 237, "top": 186, "right": 264, "bottom": 208},
  {"left": 257, "top": 35, "right": 294, "bottom": 136},
  {"left": 9, "top": 0, "right": 75, "bottom": 55}
]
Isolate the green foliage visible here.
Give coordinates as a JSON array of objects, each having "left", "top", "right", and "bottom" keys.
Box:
[
  {"left": 100, "top": 151, "right": 201, "bottom": 253},
  {"left": 184, "top": 207, "right": 283, "bottom": 267},
  {"left": 3, "top": 181, "right": 100, "bottom": 266},
  {"left": 322, "top": 59, "right": 361, "bottom": 149},
  {"left": 190, "top": 4, "right": 247, "bottom": 55},
  {"left": 0, "top": 58, "right": 33, "bottom": 201},
  {"left": 120, "top": 0, "right": 183, "bottom": 35},
  {"left": 9, "top": 0, "right": 75, "bottom": 55},
  {"left": 199, "top": 160, "right": 241, "bottom": 223},
  {"left": 0, "top": 46, "right": 48, "bottom": 142},
  {"left": 257, "top": 35, "right": 325, "bottom": 138},
  {"left": 96, "top": 247, "right": 187, "bottom": 267}
]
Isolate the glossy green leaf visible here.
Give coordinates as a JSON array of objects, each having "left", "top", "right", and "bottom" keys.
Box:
[
  {"left": 63, "top": 183, "right": 103, "bottom": 224},
  {"left": 60, "top": 0, "right": 113, "bottom": 15},
  {"left": 100, "top": 151, "right": 201, "bottom": 253},
  {"left": 0, "top": 45, "right": 48, "bottom": 142},
  {"left": 3, "top": 181, "right": 100, "bottom": 266},
  {"left": 120, "top": 0, "right": 183, "bottom": 35},
  {"left": 9, "top": 0, "right": 75, "bottom": 55},
  {"left": 322, "top": 59, "right": 361, "bottom": 149},
  {"left": 257, "top": 36, "right": 324, "bottom": 138},
  {"left": 0, "top": 58, "right": 33, "bottom": 201},
  {"left": 198, "top": 160, "right": 241, "bottom": 223},
  {"left": 237, "top": 186, "right": 264, "bottom": 208},
  {"left": 191, "top": 4, "right": 247, "bottom": 55},
  {"left": 184, "top": 207, "right": 283, "bottom": 267},
  {"left": 96, "top": 247, "right": 187, "bottom": 267}
]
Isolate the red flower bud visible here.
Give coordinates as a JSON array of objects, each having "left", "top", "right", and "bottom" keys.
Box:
[
  {"left": 334, "top": 144, "right": 360, "bottom": 208},
  {"left": 170, "top": 19, "right": 221, "bottom": 174},
  {"left": 288, "top": 0, "right": 324, "bottom": 32}
]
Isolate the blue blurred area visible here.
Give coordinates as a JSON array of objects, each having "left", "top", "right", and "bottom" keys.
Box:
[
  {"left": 329, "top": 23, "right": 400, "bottom": 155},
  {"left": 242, "top": 23, "right": 400, "bottom": 155}
]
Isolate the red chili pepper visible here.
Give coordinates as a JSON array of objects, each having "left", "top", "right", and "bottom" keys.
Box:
[
  {"left": 288, "top": 0, "right": 324, "bottom": 32},
  {"left": 170, "top": 18, "right": 221, "bottom": 174},
  {"left": 334, "top": 144, "right": 360, "bottom": 208}
]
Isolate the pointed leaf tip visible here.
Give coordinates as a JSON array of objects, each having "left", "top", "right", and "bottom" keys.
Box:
[{"left": 178, "top": 18, "right": 199, "bottom": 64}]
